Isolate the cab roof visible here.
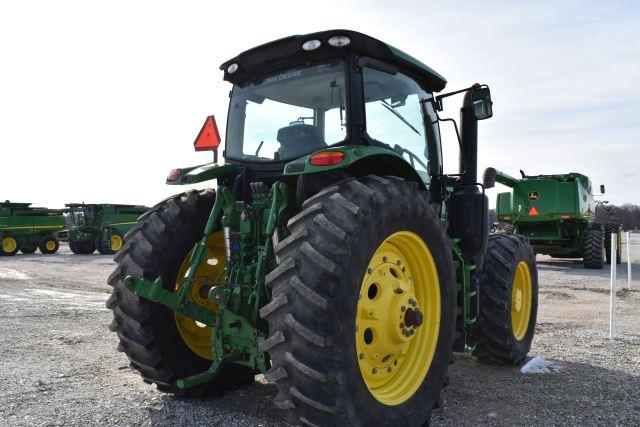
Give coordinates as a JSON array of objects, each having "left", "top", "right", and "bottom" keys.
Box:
[{"left": 220, "top": 29, "right": 447, "bottom": 92}]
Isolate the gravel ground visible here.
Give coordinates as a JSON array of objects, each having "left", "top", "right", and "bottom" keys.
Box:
[{"left": 0, "top": 235, "right": 638, "bottom": 426}]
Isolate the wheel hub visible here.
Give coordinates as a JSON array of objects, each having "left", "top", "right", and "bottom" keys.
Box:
[
  {"left": 174, "top": 232, "right": 225, "bottom": 360},
  {"left": 2, "top": 237, "right": 17, "bottom": 253},
  {"left": 355, "top": 231, "right": 441, "bottom": 406},
  {"left": 513, "top": 288, "right": 523, "bottom": 312},
  {"left": 511, "top": 261, "right": 532, "bottom": 340}
]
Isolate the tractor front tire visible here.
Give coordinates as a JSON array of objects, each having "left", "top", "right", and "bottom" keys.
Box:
[
  {"left": 263, "top": 176, "right": 456, "bottom": 426},
  {"left": 39, "top": 235, "right": 60, "bottom": 254},
  {"left": 604, "top": 224, "right": 622, "bottom": 265},
  {"left": 473, "top": 234, "right": 538, "bottom": 365},
  {"left": 106, "top": 189, "right": 255, "bottom": 397},
  {"left": 583, "top": 224, "right": 604, "bottom": 269}
]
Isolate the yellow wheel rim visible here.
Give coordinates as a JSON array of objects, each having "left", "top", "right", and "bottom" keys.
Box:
[
  {"left": 45, "top": 240, "right": 56, "bottom": 251},
  {"left": 110, "top": 235, "right": 123, "bottom": 251},
  {"left": 174, "top": 231, "right": 225, "bottom": 360},
  {"left": 355, "top": 231, "right": 441, "bottom": 406},
  {"left": 511, "top": 261, "right": 532, "bottom": 340},
  {"left": 2, "top": 237, "right": 18, "bottom": 253}
]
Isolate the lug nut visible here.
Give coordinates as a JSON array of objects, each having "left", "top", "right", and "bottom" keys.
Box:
[
  {"left": 367, "top": 268, "right": 373, "bottom": 274},
  {"left": 399, "top": 323, "right": 405, "bottom": 329},
  {"left": 372, "top": 368, "right": 378, "bottom": 374},
  {"left": 387, "top": 367, "right": 392, "bottom": 373},
  {"left": 359, "top": 353, "right": 364, "bottom": 360},
  {"left": 401, "top": 306, "right": 406, "bottom": 312}
]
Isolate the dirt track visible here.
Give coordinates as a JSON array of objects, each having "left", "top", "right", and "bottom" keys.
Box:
[{"left": 1, "top": 235, "right": 639, "bottom": 426}]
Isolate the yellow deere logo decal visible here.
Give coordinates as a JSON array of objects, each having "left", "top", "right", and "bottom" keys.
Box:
[{"left": 528, "top": 191, "right": 540, "bottom": 201}]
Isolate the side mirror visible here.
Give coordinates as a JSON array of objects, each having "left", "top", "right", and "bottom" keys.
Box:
[
  {"left": 600, "top": 184, "right": 605, "bottom": 194},
  {"left": 472, "top": 87, "right": 493, "bottom": 120},
  {"left": 483, "top": 167, "right": 497, "bottom": 189}
]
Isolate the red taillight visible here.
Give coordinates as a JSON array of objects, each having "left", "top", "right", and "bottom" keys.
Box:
[
  {"left": 309, "top": 151, "right": 345, "bottom": 166},
  {"left": 167, "top": 169, "right": 182, "bottom": 182},
  {"left": 528, "top": 206, "right": 539, "bottom": 216},
  {"left": 561, "top": 214, "right": 570, "bottom": 219},
  {"left": 504, "top": 215, "right": 511, "bottom": 220}
]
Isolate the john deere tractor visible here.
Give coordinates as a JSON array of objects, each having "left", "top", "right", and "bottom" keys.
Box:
[
  {"left": 108, "top": 30, "right": 538, "bottom": 426},
  {"left": 487, "top": 168, "right": 620, "bottom": 268},
  {"left": 0, "top": 201, "right": 65, "bottom": 255},
  {"left": 64, "top": 203, "right": 149, "bottom": 254}
]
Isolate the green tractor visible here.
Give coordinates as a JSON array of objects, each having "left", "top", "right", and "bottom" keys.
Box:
[
  {"left": 486, "top": 168, "right": 621, "bottom": 268},
  {"left": 107, "top": 30, "right": 538, "bottom": 425},
  {"left": 64, "top": 203, "right": 149, "bottom": 254},
  {"left": 0, "top": 201, "right": 65, "bottom": 256}
]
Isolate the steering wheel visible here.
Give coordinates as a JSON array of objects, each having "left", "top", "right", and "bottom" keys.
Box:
[{"left": 393, "top": 144, "right": 429, "bottom": 171}]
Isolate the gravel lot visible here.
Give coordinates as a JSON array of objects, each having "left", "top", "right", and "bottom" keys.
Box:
[{"left": 1, "top": 235, "right": 638, "bottom": 426}]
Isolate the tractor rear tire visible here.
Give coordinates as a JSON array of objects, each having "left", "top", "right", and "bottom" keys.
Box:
[
  {"left": 583, "top": 224, "right": 604, "bottom": 269},
  {"left": 106, "top": 189, "right": 256, "bottom": 397},
  {"left": 1, "top": 235, "right": 20, "bottom": 256},
  {"left": 39, "top": 235, "right": 60, "bottom": 254},
  {"left": 69, "top": 240, "right": 96, "bottom": 254},
  {"left": 263, "top": 176, "right": 456, "bottom": 426},
  {"left": 604, "top": 224, "right": 622, "bottom": 265},
  {"left": 473, "top": 234, "right": 538, "bottom": 365}
]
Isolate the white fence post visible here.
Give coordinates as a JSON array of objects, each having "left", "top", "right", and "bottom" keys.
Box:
[
  {"left": 627, "top": 231, "right": 632, "bottom": 291},
  {"left": 610, "top": 233, "right": 617, "bottom": 341}
]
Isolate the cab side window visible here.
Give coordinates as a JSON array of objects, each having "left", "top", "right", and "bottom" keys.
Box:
[{"left": 363, "top": 67, "right": 431, "bottom": 173}]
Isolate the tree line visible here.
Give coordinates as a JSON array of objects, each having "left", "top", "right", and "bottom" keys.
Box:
[{"left": 609, "top": 204, "right": 640, "bottom": 231}]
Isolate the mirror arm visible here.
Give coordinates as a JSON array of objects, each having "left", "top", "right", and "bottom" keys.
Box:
[{"left": 431, "top": 83, "right": 490, "bottom": 111}]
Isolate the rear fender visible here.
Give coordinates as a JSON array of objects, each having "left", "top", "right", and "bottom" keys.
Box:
[{"left": 283, "top": 146, "right": 428, "bottom": 190}]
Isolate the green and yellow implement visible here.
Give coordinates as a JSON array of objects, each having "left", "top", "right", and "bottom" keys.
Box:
[
  {"left": 64, "top": 203, "right": 149, "bottom": 254},
  {"left": 485, "top": 168, "right": 620, "bottom": 268},
  {"left": 0, "top": 201, "right": 65, "bottom": 256}
]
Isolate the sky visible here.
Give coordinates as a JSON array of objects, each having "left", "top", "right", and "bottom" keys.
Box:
[{"left": 1, "top": 0, "right": 639, "bottom": 208}]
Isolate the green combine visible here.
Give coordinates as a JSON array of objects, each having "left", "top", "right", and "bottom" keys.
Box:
[
  {"left": 107, "top": 30, "right": 539, "bottom": 425},
  {"left": 0, "top": 201, "right": 65, "bottom": 256},
  {"left": 64, "top": 203, "right": 149, "bottom": 254},
  {"left": 485, "top": 168, "right": 621, "bottom": 268}
]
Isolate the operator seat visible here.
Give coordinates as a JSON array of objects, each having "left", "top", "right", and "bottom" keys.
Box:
[{"left": 276, "top": 124, "right": 327, "bottom": 158}]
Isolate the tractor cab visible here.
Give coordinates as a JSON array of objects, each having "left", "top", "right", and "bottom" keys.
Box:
[{"left": 173, "top": 30, "right": 492, "bottom": 205}]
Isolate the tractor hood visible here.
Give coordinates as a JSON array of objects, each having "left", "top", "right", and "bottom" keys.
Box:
[{"left": 220, "top": 29, "right": 447, "bottom": 92}]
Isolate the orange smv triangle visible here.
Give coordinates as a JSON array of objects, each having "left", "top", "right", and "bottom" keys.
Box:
[
  {"left": 528, "top": 206, "right": 539, "bottom": 216},
  {"left": 193, "top": 115, "right": 221, "bottom": 151}
]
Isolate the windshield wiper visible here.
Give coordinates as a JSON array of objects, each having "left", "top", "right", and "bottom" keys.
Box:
[{"left": 380, "top": 100, "right": 421, "bottom": 135}]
